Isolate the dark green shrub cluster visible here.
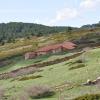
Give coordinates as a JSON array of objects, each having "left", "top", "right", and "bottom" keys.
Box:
[
  {"left": 67, "top": 59, "right": 83, "bottom": 66},
  {"left": 26, "top": 85, "right": 55, "bottom": 99},
  {"left": 76, "top": 59, "right": 83, "bottom": 63},
  {"left": 73, "top": 94, "right": 100, "bottom": 100},
  {"left": 69, "top": 64, "right": 85, "bottom": 70},
  {"left": 18, "top": 75, "right": 42, "bottom": 81},
  {"left": 0, "top": 22, "right": 71, "bottom": 45},
  {"left": 34, "top": 60, "right": 42, "bottom": 63}
]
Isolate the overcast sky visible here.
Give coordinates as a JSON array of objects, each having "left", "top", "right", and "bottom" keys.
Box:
[{"left": 0, "top": 0, "right": 100, "bottom": 27}]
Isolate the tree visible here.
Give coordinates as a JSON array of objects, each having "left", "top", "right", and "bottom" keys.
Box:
[{"left": 67, "top": 27, "right": 72, "bottom": 34}]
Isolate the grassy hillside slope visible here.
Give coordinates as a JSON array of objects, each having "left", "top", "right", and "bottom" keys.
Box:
[
  {"left": 0, "top": 22, "right": 100, "bottom": 100},
  {"left": 0, "top": 47, "right": 100, "bottom": 99},
  {"left": 0, "top": 26, "right": 100, "bottom": 60}
]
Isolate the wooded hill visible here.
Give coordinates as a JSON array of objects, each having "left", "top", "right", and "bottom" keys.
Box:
[
  {"left": 0, "top": 22, "right": 74, "bottom": 44},
  {"left": 81, "top": 21, "right": 100, "bottom": 28},
  {"left": 0, "top": 21, "right": 100, "bottom": 45}
]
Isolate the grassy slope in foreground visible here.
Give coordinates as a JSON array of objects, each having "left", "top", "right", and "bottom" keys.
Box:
[
  {"left": 0, "top": 52, "right": 72, "bottom": 73},
  {"left": 0, "top": 48, "right": 100, "bottom": 99}
]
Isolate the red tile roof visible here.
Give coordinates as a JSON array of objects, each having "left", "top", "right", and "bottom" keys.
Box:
[
  {"left": 62, "top": 41, "right": 76, "bottom": 49},
  {"left": 62, "top": 45, "right": 75, "bottom": 49},
  {"left": 37, "top": 44, "right": 62, "bottom": 52},
  {"left": 63, "top": 41, "right": 76, "bottom": 46},
  {"left": 37, "top": 41, "right": 76, "bottom": 52}
]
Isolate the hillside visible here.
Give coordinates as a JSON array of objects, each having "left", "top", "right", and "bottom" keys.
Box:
[
  {"left": 0, "top": 24, "right": 100, "bottom": 60},
  {"left": 81, "top": 21, "right": 100, "bottom": 29},
  {"left": 0, "top": 22, "right": 75, "bottom": 44},
  {"left": 0, "top": 22, "right": 100, "bottom": 100},
  {"left": 0, "top": 47, "right": 100, "bottom": 100},
  {"left": 0, "top": 21, "right": 100, "bottom": 45}
]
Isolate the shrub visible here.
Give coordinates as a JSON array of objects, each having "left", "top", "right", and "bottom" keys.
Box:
[
  {"left": 34, "top": 60, "right": 42, "bottom": 63},
  {"left": 73, "top": 94, "right": 100, "bottom": 100},
  {"left": 25, "top": 85, "right": 55, "bottom": 99},
  {"left": 76, "top": 59, "right": 83, "bottom": 63},
  {"left": 67, "top": 59, "right": 83, "bottom": 66},
  {"left": 69, "top": 64, "right": 85, "bottom": 70},
  {"left": 18, "top": 75, "right": 42, "bottom": 81}
]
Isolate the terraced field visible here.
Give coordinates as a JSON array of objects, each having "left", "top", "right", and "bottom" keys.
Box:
[{"left": 0, "top": 47, "right": 100, "bottom": 99}]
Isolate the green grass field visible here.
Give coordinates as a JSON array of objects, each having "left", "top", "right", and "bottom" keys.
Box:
[
  {"left": 0, "top": 52, "right": 72, "bottom": 73},
  {"left": 0, "top": 47, "right": 100, "bottom": 99}
]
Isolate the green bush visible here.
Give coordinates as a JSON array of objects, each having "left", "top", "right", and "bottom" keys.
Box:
[
  {"left": 18, "top": 75, "right": 42, "bottom": 81},
  {"left": 69, "top": 64, "right": 85, "bottom": 70},
  {"left": 26, "top": 85, "right": 55, "bottom": 99},
  {"left": 67, "top": 60, "right": 83, "bottom": 66},
  {"left": 73, "top": 94, "right": 100, "bottom": 100}
]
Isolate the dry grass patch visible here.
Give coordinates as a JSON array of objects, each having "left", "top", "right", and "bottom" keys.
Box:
[
  {"left": 0, "top": 87, "right": 5, "bottom": 99},
  {"left": 10, "top": 92, "right": 29, "bottom": 100}
]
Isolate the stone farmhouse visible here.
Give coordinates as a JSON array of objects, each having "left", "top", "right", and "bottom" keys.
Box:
[{"left": 25, "top": 41, "right": 77, "bottom": 60}]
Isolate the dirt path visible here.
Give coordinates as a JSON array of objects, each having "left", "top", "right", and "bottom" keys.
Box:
[{"left": 0, "top": 52, "right": 84, "bottom": 79}]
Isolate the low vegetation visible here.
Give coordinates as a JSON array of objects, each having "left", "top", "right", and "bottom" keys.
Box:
[
  {"left": 18, "top": 75, "right": 42, "bottom": 81},
  {"left": 73, "top": 94, "right": 100, "bottom": 100},
  {"left": 0, "top": 22, "right": 100, "bottom": 100},
  {"left": 25, "top": 85, "right": 55, "bottom": 99},
  {"left": 0, "top": 47, "right": 100, "bottom": 99},
  {"left": 0, "top": 52, "right": 82, "bottom": 80},
  {"left": 69, "top": 64, "right": 85, "bottom": 70}
]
